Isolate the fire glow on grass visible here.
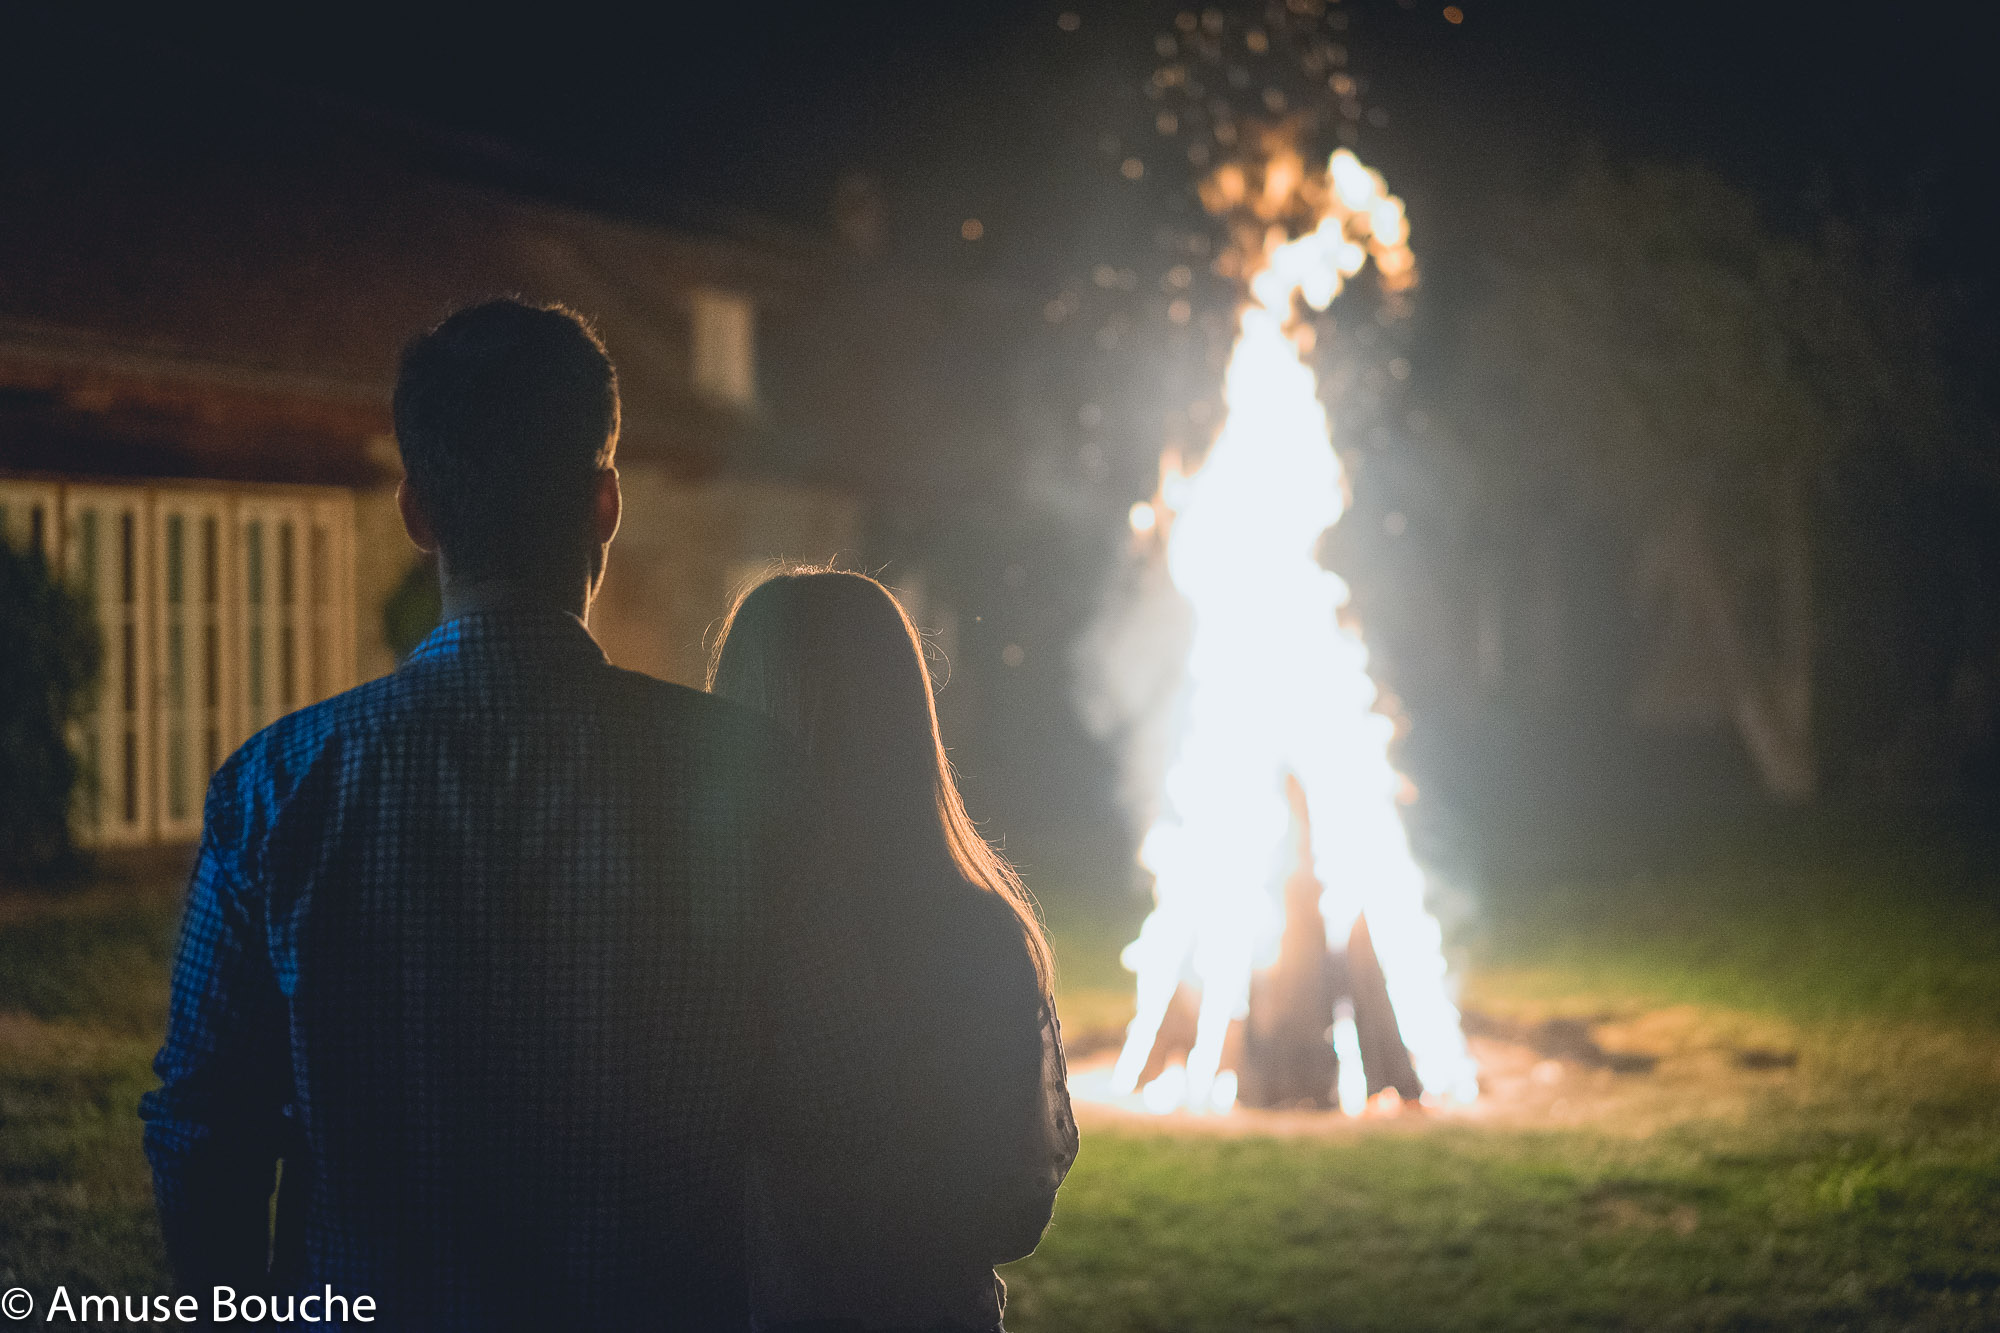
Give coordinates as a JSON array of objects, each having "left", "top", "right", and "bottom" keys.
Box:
[{"left": 1109, "top": 146, "right": 1479, "bottom": 1115}]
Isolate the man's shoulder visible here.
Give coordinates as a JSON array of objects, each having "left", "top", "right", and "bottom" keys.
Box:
[
  {"left": 195, "top": 672, "right": 407, "bottom": 848},
  {"left": 207, "top": 660, "right": 799, "bottom": 824},
  {"left": 212, "top": 672, "right": 403, "bottom": 785},
  {"left": 602, "top": 669, "right": 805, "bottom": 824},
  {"left": 599, "top": 663, "right": 743, "bottom": 720},
  {"left": 599, "top": 665, "right": 795, "bottom": 755}
]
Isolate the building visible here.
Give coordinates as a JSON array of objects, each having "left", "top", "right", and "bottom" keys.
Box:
[{"left": 0, "top": 137, "right": 859, "bottom": 847}]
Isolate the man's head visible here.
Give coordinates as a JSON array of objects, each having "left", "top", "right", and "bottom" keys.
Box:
[{"left": 393, "top": 299, "right": 622, "bottom": 605}]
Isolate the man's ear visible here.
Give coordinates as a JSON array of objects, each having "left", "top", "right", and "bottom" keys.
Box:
[
  {"left": 397, "top": 477, "right": 437, "bottom": 554},
  {"left": 592, "top": 466, "right": 621, "bottom": 550}
]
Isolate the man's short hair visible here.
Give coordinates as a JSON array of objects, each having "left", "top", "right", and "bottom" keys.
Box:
[{"left": 393, "top": 299, "right": 620, "bottom": 585}]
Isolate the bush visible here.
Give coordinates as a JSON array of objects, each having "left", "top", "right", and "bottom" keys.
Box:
[
  {"left": 0, "top": 541, "right": 102, "bottom": 878},
  {"left": 382, "top": 555, "right": 442, "bottom": 663}
]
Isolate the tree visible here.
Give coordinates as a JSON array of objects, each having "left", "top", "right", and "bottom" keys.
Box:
[
  {"left": 0, "top": 541, "right": 102, "bottom": 877},
  {"left": 1442, "top": 159, "right": 1976, "bottom": 801}
]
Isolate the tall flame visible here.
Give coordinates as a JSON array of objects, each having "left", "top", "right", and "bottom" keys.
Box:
[{"left": 1112, "top": 149, "right": 1478, "bottom": 1114}]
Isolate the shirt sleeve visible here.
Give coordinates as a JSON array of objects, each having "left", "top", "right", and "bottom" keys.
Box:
[
  {"left": 750, "top": 863, "right": 1079, "bottom": 1266},
  {"left": 979, "top": 976, "right": 1079, "bottom": 1266},
  {"left": 138, "top": 764, "right": 294, "bottom": 1293}
]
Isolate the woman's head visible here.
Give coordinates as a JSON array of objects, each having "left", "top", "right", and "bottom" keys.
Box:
[{"left": 709, "top": 567, "right": 1052, "bottom": 994}]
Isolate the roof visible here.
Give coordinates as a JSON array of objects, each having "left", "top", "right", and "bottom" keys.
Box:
[{"left": 0, "top": 132, "right": 821, "bottom": 486}]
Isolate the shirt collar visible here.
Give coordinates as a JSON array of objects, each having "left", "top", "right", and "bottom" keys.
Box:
[{"left": 403, "top": 608, "right": 609, "bottom": 670}]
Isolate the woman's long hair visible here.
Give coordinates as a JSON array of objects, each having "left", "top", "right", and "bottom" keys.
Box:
[{"left": 708, "top": 567, "right": 1054, "bottom": 998}]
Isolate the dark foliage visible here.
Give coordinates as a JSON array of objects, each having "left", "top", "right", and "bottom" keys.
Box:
[
  {"left": 382, "top": 556, "right": 441, "bottom": 663},
  {"left": 0, "top": 541, "right": 102, "bottom": 878}
]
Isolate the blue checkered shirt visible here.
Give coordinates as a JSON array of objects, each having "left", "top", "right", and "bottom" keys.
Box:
[{"left": 141, "top": 610, "right": 804, "bottom": 1330}]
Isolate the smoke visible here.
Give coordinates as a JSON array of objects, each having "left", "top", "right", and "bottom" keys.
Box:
[{"left": 1072, "top": 543, "right": 1191, "bottom": 842}]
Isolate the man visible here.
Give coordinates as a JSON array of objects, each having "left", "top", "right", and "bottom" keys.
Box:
[{"left": 142, "top": 300, "right": 799, "bottom": 1328}]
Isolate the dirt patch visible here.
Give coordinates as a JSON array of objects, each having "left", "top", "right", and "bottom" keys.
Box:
[{"left": 1068, "top": 1004, "right": 1813, "bottom": 1137}]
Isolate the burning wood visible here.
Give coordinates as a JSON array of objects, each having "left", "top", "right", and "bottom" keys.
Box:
[{"left": 1122, "top": 783, "right": 1428, "bottom": 1111}]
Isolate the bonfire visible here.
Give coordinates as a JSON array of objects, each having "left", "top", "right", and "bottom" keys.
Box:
[{"left": 1106, "top": 140, "right": 1478, "bottom": 1115}]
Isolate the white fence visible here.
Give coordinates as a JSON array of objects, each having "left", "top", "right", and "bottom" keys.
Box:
[{"left": 0, "top": 476, "right": 357, "bottom": 846}]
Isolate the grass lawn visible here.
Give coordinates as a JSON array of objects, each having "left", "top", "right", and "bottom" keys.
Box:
[
  {"left": 1006, "top": 815, "right": 2000, "bottom": 1331},
  {"left": 0, "top": 876, "right": 179, "bottom": 1292},
  {"left": 4, "top": 817, "right": 1998, "bottom": 1329}
]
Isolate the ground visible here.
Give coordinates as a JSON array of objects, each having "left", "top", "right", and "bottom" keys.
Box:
[{"left": 2, "top": 815, "right": 1997, "bottom": 1330}]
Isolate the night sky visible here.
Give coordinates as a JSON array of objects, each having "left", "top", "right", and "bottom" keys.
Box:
[
  {"left": 15, "top": 1, "right": 1988, "bottom": 414},
  {"left": 13, "top": 4, "right": 1999, "bottom": 261}
]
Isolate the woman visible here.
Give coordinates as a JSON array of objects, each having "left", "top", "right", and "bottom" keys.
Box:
[{"left": 710, "top": 568, "right": 1077, "bottom": 1333}]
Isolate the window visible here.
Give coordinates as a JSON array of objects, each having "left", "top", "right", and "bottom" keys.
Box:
[{"left": 690, "top": 288, "right": 756, "bottom": 407}]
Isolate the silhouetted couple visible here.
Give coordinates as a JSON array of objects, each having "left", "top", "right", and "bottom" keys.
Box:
[{"left": 139, "top": 300, "right": 1076, "bottom": 1331}]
